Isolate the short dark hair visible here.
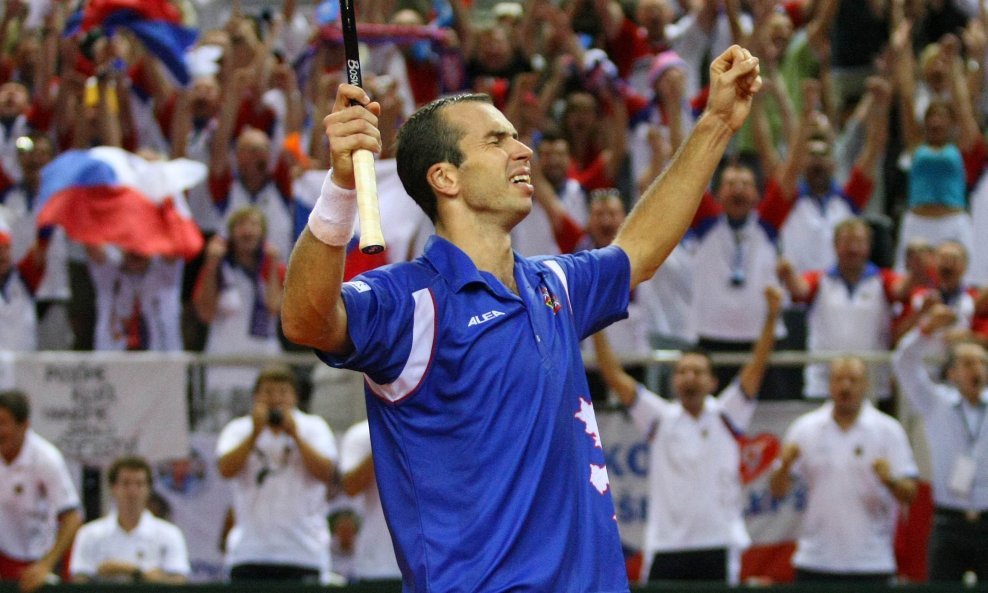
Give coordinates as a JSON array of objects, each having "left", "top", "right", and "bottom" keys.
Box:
[
  {"left": 108, "top": 456, "right": 153, "bottom": 487},
  {"left": 537, "top": 126, "right": 567, "bottom": 145},
  {"left": 395, "top": 93, "right": 492, "bottom": 223},
  {"left": 712, "top": 159, "right": 757, "bottom": 192},
  {"left": 0, "top": 390, "right": 29, "bottom": 424},
  {"left": 253, "top": 365, "right": 298, "bottom": 394},
  {"left": 677, "top": 346, "right": 714, "bottom": 369}
]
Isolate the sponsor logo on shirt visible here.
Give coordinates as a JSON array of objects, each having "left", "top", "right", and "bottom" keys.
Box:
[
  {"left": 468, "top": 310, "right": 505, "bottom": 327},
  {"left": 346, "top": 280, "right": 371, "bottom": 293}
]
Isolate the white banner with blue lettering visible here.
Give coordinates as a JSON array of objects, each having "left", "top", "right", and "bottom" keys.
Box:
[{"left": 7, "top": 352, "right": 190, "bottom": 465}]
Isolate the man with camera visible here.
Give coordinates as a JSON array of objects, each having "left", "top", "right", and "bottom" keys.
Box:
[{"left": 216, "top": 367, "right": 338, "bottom": 583}]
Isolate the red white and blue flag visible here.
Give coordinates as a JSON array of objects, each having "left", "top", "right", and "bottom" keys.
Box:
[
  {"left": 36, "top": 147, "right": 206, "bottom": 259},
  {"left": 80, "top": 0, "right": 197, "bottom": 84}
]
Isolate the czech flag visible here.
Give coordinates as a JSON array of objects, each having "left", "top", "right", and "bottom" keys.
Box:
[
  {"left": 36, "top": 147, "right": 206, "bottom": 260},
  {"left": 81, "top": 0, "right": 197, "bottom": 84}
]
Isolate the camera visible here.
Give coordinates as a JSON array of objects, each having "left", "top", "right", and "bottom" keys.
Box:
[{"left": 267, "top": 409, "right": 284, "bottom": 427}]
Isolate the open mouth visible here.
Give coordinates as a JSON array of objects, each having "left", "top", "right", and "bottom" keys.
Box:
[{"left": 510, "top": 174, "right": 531, "bottom": 184}]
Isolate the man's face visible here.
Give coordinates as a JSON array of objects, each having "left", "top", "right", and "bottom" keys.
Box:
[
  {"left": 475, "top": 26, "right": 513, "bottom": 72},
  {"left": 947, "top": 343, "right": 988, "bottom": 401},
  {"left": 230, "top": 213, "right": 265, "bottom": 254},
  {"left": 111, "top": 467, "right": 151, "bottom": 514},
  {"left": 834, "top": 225, "right": 870, "bottom": 271},
  {"left": 804, "top": 139, "right": 835, "bottom": 191},
  {"left": 587, "top": 196, "right": 625, "bottom": 247},
  {"left": 0, "top": 407, "right": 27, "bottom": 461},
  {"left": 717, "top": 166, "right": 758, "bottom": 220},
  {"left": 0, "top": 82, "right": 28, "bottom": 120},
  {"left": 255, "top": 380, "right": 297, "bottom": 412},
  {"left": 563, "top": 93, "right": 598, "bottom": 133},
  {"left": 672, "top": 353, "right": 716, "bottom": 403},
  {"left": 444, "top": 101, "right": 534, "bottom": 226},
  {"left": 635, "top": 0, "right": 669, "bottom": 37},
  {"left": 190, "top": 77, "right": 221, "bottom": 120},
  {"left": 236, "top": 130, "right": 271, "bottom": 179},
  {"left": 537, "top": 139, "right": 571, "bottom": 187},
  {"left": 935, "top": 243, "right": 967, "bottom": 292},
  {"left": 829, "top": 358, "right": 868, "bottom": 418}
]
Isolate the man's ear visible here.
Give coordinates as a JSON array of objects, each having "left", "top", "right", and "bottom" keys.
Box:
[{"left": 428, "top": 162, "right": 459, "bottom": 198}]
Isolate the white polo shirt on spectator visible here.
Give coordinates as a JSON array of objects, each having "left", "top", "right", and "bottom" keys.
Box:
[
  {"left": 69, "top": 510, "right": 190, "bottom": 579},
  {"left": 688, "top": 213, "right": 783, "bottom": 342},
  {"left": 217, "top": 409, "right": 337, "bottom": 579},
  {"left": 800, "top": 264, "right": 899, "bottom": 399},
  {"left": 89, "top": 255, "right": 183, "bottom": 352},
  {"left": 779, "top": 169, "right": 873, "bottom": 275},
  {"left": 339, "top": 420, "right": 401, "bottom": 581},
  {"left": 203, "top": 258, "right": 283, "bottom": 393},
  {"left": 629, "top": 381, "right": 755, "bottom": 560},
  {"left": 0, "top": 430, "right": 80, "bottom": 561},
  {"left": 893, "top": 329, "right": 988, "bottom": 512},
  {"left": 784, "top": 401, "right": 918, "bottom": 573}
]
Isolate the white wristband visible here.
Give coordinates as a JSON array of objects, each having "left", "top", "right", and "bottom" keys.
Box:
[{"left": 307, "top": 172, "right": 358, "bottom": 247}]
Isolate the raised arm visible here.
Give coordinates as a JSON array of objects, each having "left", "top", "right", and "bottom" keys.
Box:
[
  {"left": 892, "top": 304, "right": 957, "bottom": 417},
  {"left": 774, "top": 80, "right": 825, "bottom": 199},
  {"left": 890, "top": 19, "right": 923, "bottom": 152},
  {"left": 590, "top": 331, "right": 640, "bottom": 407},
  {"left": 281, "top": 85, "right": 382, "bottom": 354},
  {"left": 614, "top": 45, "right": 761, "bottom": 287},
  {"left": 943, "top": 34, "right": 981, "bottom": 152},
  {"left": 736, "top": 285, "right": 783, "bottom": 397},
  {"left": 191, "top": 235, "right": 226, "bottom": 323},
  {"left": 776, "top": 257, "right": 811, "bottom": 301}
]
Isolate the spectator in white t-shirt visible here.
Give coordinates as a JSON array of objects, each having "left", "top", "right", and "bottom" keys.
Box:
[
  {"left": 770, "top": 357, "right": 918, "bottom": 583},
  {"left": 0, "top": 390, "right": 83, "bottom": 593},
  {"left": 70, "top": 456, "right": 189, "bottom": 584},
  {"left": 216, "top": 367, "right": 337, "bottom": 583},
  {"left": 591, "top": 286, "right": 782, "bottom": 584}
]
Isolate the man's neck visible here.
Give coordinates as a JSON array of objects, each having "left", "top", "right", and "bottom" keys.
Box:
[
  {"left": 240, "top": 172, "right": 269, "bottom": 195},
  {"left": 680, "top": 395, "right": 705, "bottom": 419},
  {"left": 959, "top": 389, "right": 983, "bottom": 407},
  {"left": 116, "top": 509, "right": 143, "bottom": 533},
  {"left": 437, "top": 223, "right": 517, "bottom": 293},
  {"left": 1, "top": 438, "right": 25, "bottom": 464},
  {"left": 838, "top": 263, "right": 865, "bottom": 285},
  {"left": 832, "top": 408, "right": 860, "bottom": 431}
]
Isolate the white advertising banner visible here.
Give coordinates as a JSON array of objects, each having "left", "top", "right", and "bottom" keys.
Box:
[
  {"left": 9, "top": 352, "right": 191, "bottom": 466},
  {"left": 598, "top": 407, "right": 650, "bottom": 552}
]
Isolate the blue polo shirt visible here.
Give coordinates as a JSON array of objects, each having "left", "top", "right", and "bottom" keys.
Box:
[{"left": 318, "top": 236, "right": 631, "bottom": 593}]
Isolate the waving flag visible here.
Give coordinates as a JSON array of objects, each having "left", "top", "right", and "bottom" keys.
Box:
[
  {"left": 80, "top": 0, "right": 197, "bottom": 84},
  {"left": 37, "top": 147, "right": 206, "bottom": 259}
]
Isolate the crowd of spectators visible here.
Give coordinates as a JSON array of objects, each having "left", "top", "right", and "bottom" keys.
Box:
[{"left": 2, "top": 0, "right": 988, "bottom": 587}]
